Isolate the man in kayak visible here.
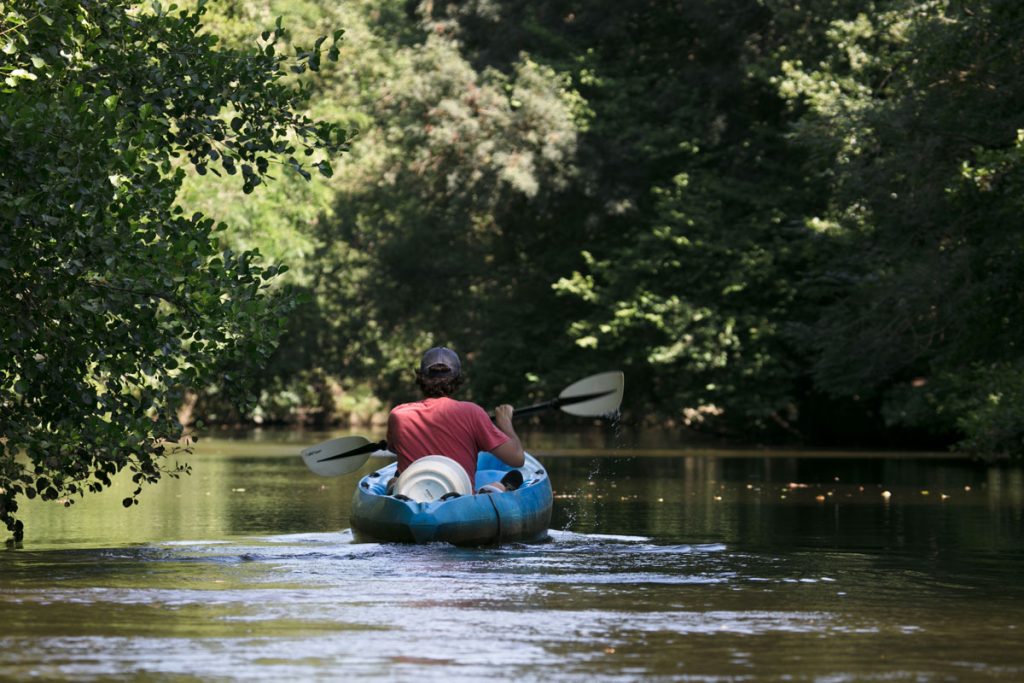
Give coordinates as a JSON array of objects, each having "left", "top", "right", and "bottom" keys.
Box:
[{"left": 387, "top": 347, "right": 525, "bottom": 493}]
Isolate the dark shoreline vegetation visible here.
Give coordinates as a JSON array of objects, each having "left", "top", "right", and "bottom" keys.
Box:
[{"left": 3, "top": 0, "right": 1023, "bottom": 540}]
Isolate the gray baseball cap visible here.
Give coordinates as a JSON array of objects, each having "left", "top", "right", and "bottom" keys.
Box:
[{"left": 419, "top": 347, "right": 461, "bottom": 378}]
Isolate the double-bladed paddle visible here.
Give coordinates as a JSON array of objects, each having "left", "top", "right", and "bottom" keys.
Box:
[{"left": 299, "top": 370, "right": 624, "bottom": 477}]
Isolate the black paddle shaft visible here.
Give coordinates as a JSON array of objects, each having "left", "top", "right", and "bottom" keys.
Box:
[{"left": 317, "top": 439, "right": 388, "bottom": 463}]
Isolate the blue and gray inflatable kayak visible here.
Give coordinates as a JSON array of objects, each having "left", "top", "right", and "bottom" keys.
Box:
[{"left": 350, "top": 451, "right": 553, "bottom": 546}]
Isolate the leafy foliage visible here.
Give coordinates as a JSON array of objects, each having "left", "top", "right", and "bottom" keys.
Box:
[
  {"left": 774, "top": 1, "right": 1024, "bottom": 451},
  {"left": 0, "top": 0, "right": 346, "bottom": 540},
  {"left": 321, "top": 35, "right": 585, "bottom": 402},
  {"left": 182, "top": 2, "right": 592, "bottom": 411},
  {"left": 7, "top": 0, "right": 1024, "bottom": 543},
  {"left": 181, "top": 0, "right": 1024, "bottom": 456}
]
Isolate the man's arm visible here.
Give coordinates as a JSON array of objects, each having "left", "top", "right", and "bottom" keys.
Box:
[{"left": 490, "top": 404, "right": 525, "bottom": 467}]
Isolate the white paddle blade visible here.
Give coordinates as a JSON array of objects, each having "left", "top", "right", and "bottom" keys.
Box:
[
  {"left": 558, "top": 371, "right": 624, "bottom": 417},
  {"left": 300, "top": 436, "right": 373, "bottom": 477}
]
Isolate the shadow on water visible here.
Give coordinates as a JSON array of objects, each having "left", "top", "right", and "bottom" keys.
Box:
[{"left": 2, "top": 432, "right": 1024, "bottom": 681}]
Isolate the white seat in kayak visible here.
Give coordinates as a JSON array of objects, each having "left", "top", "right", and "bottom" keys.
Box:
[{"left": 394, "top": 455, "right": 473, "bottom": 502}]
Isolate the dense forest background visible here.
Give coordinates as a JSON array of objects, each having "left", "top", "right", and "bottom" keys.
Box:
[
  {"left": 176, "top": 0, "right": 1023, "bottom": 456},
  {"left": 5, "top": 0, "right": 1023, "bottom": 474},
  {"left": 3, "top": 0, "right": 1022, "bottom": 540}
]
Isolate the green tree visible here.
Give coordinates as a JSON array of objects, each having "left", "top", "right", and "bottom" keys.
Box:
[
  {"left": 775, "top": 1, "right": 1024, "bottom": 453},
  {"left": 230, "top": 2, "right": 591, "bottom": 412},
  {"left": 447, "top": 0, "right": 1024, "bottom": 453},
  {"left": 118, "top": 0, "right": 1024, "bottom": 457},
  {"left": 0, "top": 0, "right": 345, "bottom": 540},
  {"left": 437, "top": 0, "right": 824, "bottom": 432}
]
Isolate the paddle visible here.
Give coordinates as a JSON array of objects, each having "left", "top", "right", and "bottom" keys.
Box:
[
  {"left": 496, "top": 370, "right": 625, "bottom": 420},
  {"left": 300, "top": 371, "right": 624, "bottom": 477},
  {"left": 300, "top": 436, "right": 391, "bottom": 477}
]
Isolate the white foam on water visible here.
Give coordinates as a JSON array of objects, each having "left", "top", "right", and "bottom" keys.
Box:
[
  {"left": 548, "top": 529, "right": 650, "bottom": 543},
  {"left": 160, "top": 540, "right": 230, "bottom": 546},
  {"left": 258, "top": 530, "right": 356, "bottom": 545}
]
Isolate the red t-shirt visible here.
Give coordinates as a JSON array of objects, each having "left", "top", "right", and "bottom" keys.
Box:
[{"left": 387, "top": 397, "right": 510, "bottom": 480}]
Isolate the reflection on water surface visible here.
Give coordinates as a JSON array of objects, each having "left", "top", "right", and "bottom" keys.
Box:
[{"left": 2, "top": 432, "right": 1023, "bottom": 681}]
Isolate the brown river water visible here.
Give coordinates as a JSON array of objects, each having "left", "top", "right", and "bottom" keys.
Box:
[{"left": 2, "top": 429, "right": 1023, "bottom": 681}]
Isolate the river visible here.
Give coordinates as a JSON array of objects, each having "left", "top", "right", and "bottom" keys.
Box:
[{"left": 2, "top": 430, "right": 1023, "bottom": 681}]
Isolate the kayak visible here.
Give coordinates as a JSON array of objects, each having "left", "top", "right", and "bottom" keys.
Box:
[{"left": 350, "top": 451, "right": 553, "bottom": 546}]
